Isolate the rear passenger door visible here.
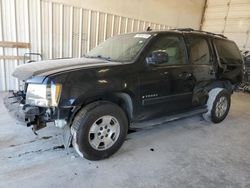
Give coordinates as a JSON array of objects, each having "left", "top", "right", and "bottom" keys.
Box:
[{"left": 184, "top": 34, "right": 216, "bottom": 106}]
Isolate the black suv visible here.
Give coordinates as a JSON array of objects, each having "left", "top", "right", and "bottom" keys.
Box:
[{"left": 4, "top": 29, "right": 243, "bottom": 160}]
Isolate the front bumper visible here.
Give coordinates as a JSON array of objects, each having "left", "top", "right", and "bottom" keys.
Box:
[
  {"left": 3, "top": 91, "right": 73, "bottom": 132},
  {"left": 3, "top": 91, "right": 45, "bottom": 131},
  {"left": 4, "top": 91, "right": 73, "bottom": 147},
  {"left": 4, "top": 91, "right": 26, "bottom": 122}
]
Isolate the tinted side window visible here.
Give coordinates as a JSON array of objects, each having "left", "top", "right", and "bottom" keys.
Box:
[
  {"left": 187, "top": 35, "right": 211, "bottom": 65},
  {"left": 214, "top": 39, "right": 242, "bottom": 64},
  {"left": 146, "top": 35, "right": 187, "bottom": 65}
]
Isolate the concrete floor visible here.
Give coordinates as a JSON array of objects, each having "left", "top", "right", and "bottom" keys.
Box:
[{"left": 0, "top": 92, "right": 250, "bottom": 188}]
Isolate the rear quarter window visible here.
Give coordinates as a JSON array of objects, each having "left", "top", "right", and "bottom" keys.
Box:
[{"left": 214, "top": 39, "right": 242, "bottom": 64}]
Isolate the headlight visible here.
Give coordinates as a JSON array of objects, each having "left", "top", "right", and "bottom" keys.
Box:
[{"left": 26, "top": 84, "right": 61, "bottom": 107}]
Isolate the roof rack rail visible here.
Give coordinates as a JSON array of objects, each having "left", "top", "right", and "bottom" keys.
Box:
[
  {"left": 173, "top": 28, "right": 194, "bottom": 32},
  {"left": 171, "top": 28, "right": 227, "bottom": 39}
]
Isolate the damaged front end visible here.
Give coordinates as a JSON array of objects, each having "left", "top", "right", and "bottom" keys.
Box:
[
  {"left": 4, "top": 89, "right": 74, "bottom": 148},
  {"left": 4, "top": 90, "right": 47, "bottom": 133}
]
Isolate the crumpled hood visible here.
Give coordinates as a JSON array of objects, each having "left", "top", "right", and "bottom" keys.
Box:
[{"left": 12, "top": 57, "right": 120, "bottom": 80}]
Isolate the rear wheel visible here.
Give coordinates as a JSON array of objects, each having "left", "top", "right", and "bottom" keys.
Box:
[
  {"left": 71, "top": 101, "right": 128, "bottom": 160},
  {"left": 203, "top": 88, "right": 231, "bottom": 123}
]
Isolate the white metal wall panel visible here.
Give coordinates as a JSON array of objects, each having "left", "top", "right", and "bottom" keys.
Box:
[
  {"left": 72, "top": 7, "right": 81, "bottom": 58},
  {"left": 90, "top": 11, "right": 97, "bottom": 50},
  {"left": 98, "top": 13, "right": 105, "bottom": 43},
  {"left": 62, "top": 5, "right": 73, "bottom": 58},
  {"left": 2, "top": 0, "right": 18, "bottom": 90},
  {"left": 105, "top": 14, "right": 112, "bottom": 39},
  {"left": 41, "top": 1, "right": 50, "bottom": 59},
  {"left": 52, "top": 3, "right": 61, "bottom": 58},
  {"left": 203, "top": 0, "right": 250, "bottom": 51},
  {"left": 81, "top": 9, "right": 89, "bottom": 55},
  {"left": 0, "top": 0, "right": 171, "bottom": 91},
  {"left": 0, "top": 0, "right": 5, "bottom": 91},
  {"left": 30, "top": 0, "right": 42, "bottom": 55}
]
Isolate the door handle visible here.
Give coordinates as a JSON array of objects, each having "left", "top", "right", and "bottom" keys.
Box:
[
  {"left": 160, "top": 71, "right": 169, "bottom": 76},
  {"left": 178, "top": 72, "right": 192, "bottom": 79}
]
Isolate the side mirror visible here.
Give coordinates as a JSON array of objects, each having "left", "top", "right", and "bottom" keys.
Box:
[{"left": 146, "top": 51, "right": 169, "bottom": 65}]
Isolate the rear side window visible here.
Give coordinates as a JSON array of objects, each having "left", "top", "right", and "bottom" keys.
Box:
[
  {"left": 214, "top": 39, "right": 242, "bottom": 64},
  {"left": 186, "top": 35, "right": 211, "bottom": 65}
]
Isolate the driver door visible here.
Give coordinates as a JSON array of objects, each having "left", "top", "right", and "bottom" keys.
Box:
[{"left": 138, "top": 34, "right": 195, "bottom": 120}]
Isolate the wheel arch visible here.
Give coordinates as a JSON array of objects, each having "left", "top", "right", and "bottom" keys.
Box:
[
  {"left": 193, "top": 80, "right": 233, "bottom": 106},
  {"left": 205, "top": 80, "right": 233, "bottom": 93},
  {"left": 71, "top": 92, "right": 134, "bottom": 125}
]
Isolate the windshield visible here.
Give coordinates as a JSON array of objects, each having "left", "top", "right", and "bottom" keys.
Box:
[{"left": 86, "top": 33, "right": 152, "bottom": 62}]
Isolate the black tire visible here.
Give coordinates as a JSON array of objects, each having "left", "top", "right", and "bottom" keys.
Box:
[
  {"left": 203, "top": 88, "right": 231, "bottom": 123},
  {"left": 71, "top": 101, "right": 128, "bottom": 160},
  {"left": 211, "top": 89, "right": 231, "bottom": 123}
]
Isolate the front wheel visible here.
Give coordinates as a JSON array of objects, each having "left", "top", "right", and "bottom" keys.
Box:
[
  {"left": 203, "top": 88, "right": 231, "bottom": 123},
  {"left": 71, "top": 101, "right": 128, "bottom": 160}
]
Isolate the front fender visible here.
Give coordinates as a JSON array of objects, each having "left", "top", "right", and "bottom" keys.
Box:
[{"left": 59, "top": 77, "right": 130, "bottom": 107}]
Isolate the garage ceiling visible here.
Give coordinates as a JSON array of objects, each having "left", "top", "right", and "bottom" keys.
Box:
[{"left": 202, "top": 0, "right": 250, "bottom": 50}]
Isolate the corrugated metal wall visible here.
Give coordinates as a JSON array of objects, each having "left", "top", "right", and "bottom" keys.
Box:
[
  {"left": 0, "top": 0, "right": 172, "bottom": 91},
  {"left": 202, "top": 0, "right": 250, "bottom": 50}
]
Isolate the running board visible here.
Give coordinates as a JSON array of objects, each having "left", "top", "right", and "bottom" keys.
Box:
[{"left": 130, "top": 108, "right": 208, "bottom": 129}]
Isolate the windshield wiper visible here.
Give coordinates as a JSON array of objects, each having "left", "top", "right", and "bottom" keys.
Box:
[{"left": 85, "top": 55, "right": 112, "bottom": 61}]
